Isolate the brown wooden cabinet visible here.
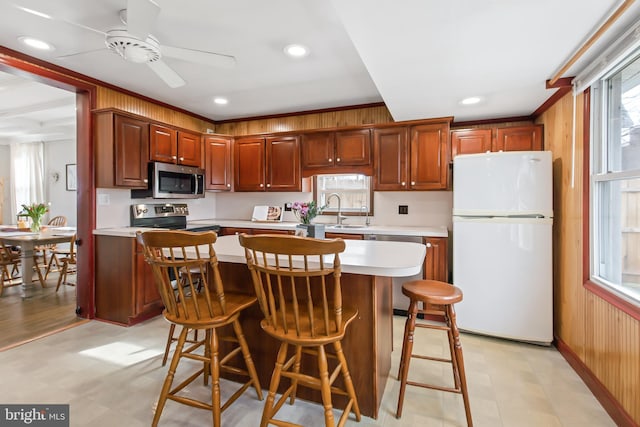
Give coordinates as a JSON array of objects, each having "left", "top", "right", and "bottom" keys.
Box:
[
  {"left": 494, "top": 125, "right": 543, "bottom": 152},
  {"left": 177, "top": 131, "right": 203, "bottom": 167},
  {"left": 374, "top": 122, "right": 449, "bottom": 190},
  {"left": 204, "top": 135, "right": 232, "bottom": 191},
  {"left": 423, "top": 236, "right": 448, "bottom": 282},
  {"left": 234, "top": 135, "right": 301, "bottom": 192},
  {"left": 451, "top": 125, "right": 543, "bottom": 158},
  {"left": 95, "top": 111, "right": 149, "bottom": 188},
  {"left": 219, "top": 227, "right": 292, "bottom": 236},
  {"left": 325, "top": 232, "right": 364, "bottom": 240},
  {"left": 373, "top": 127, "right": 408, "bottom": 190},
  {"left": 451, "top": 128, "right": 492, "bottom": 157},
  {"left": 150, "top": 124, "right": 202, "bottom": 167},
  {"left": 301, "top": 129, "right": 372, "bottom": 175},
  {"left": 95, "top": 235, "right": 163, "bottom": 325}
]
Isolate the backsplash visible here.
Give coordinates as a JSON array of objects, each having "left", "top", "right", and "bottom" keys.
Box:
[{"left": 96, "top": 189, "right": 453, "bottom": 230}]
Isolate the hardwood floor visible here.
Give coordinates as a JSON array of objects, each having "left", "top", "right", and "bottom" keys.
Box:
[{"left": 0, "top": 269, "right": 86, "bottom": 351}]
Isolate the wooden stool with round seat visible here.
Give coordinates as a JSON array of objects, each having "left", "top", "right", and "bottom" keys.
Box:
[{"left": 396, "top": 279, "right": 472, "bottom": 426}]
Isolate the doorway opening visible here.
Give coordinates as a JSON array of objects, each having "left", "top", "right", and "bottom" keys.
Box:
[{"left": 0, "top": 48, "right": 96, "bottom": 348}]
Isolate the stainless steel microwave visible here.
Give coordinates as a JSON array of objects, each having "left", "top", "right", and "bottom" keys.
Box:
[{"left": 131, "top": 162, "right": 205, "bottom": 199}]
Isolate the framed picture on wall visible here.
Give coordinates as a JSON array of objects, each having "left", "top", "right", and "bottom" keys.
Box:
[{"left": 66, "top": 164, "right": 77, "bottom": 191}]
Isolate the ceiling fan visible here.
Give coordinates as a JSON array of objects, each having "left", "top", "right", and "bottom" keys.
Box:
[{"left": 24, "top": 0, "right": 236, "bottom": 88}]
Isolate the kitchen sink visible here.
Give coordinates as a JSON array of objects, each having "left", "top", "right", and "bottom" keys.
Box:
[{"left": 327, "top": 224, "right": 368, "bottom": 229}]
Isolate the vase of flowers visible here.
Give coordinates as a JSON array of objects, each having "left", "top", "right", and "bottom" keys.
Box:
[
  {"left": 292, "top": 201, "right": 325, "bottom": 238},
  {"left": 21, "top": 202, "right": 49, "bottom": 232}
]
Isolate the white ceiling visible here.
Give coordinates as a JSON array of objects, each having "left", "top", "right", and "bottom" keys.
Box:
[{"left": 0, "top": 0, "right": 639, "bottom": 142}]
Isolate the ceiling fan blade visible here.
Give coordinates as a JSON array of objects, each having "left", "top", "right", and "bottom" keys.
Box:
[
  {"left": 8, "top": 1, "right": 106, "bottom": 36},
  {"left": 161, "top": 45, "right": 236, "bottom": 69},
  {"left": 126, "top": 0, "right": 160, "bottom": 39},
  {"left": 55, "top": 48, "right": 107, "bottom": 60},
  {"left": 147, "top": 59, "right": 185, "bottom": 88}
]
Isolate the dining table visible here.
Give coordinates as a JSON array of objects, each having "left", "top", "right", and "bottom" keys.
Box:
[{"left": 0, "top": 226, "right": 76, "bottom": 298}]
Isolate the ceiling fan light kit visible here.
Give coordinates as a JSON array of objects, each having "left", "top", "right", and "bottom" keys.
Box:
[{"left": 105, "top": 30, "right": 160, "bottom": 63}]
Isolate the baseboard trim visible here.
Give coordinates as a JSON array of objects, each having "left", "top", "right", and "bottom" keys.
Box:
[{"left": 555, "top": 336, "right": 638, "bottom": 427}]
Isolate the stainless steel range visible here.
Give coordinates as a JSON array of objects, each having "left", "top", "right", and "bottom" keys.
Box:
[{"left": 130, "top": 203, "right": 220, "bottom": 233}]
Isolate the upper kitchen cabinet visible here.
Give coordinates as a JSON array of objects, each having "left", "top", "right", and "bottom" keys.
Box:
[
  {"left": 204, "top": 135, "right": 232, "bottom": 191},
  {"left": 374, "top": 121, "right": 449, "bottom": 190},
  {"left": 450, "top": 124, "right": 543, "bottom": 158},
  {"left": 301, "top": 129, "right": 372, "bottom": 175},
  {"left": 451, "top": 128, "right": 492, "bottom": 157},
  {"left": 95, "top": 110, "right": 149, "bottom": 188},
  {"left": 150, "top": 124, "right": 202, "bottom": 167},
  {"left": 494, "top": 125, "right": 543, "bottom": 152},
  {"left": 234, "top": 135, "right": 301, "bottom": 192}
]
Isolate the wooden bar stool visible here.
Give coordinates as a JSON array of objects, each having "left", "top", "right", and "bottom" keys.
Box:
[
  {"left": 239, "top": 234, "right": 361, "bottom": 427},
  {"left": 137, "top": 230, "right": 263, "bottom": 427},
  {"left": 396, "top": 280, "right": 472, "bottom": 426}
]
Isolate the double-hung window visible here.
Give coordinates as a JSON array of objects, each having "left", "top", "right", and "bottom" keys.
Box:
[{"left": 590, "top": 50, "right": 640, "bottom": 306}]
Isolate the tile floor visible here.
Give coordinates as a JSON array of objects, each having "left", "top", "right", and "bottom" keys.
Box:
[{"left": 0, "top": 316, "right": 614, "bottom": 427}]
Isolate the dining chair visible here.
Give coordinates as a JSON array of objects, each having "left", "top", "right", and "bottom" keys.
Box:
[
  {"left": 136, "top": 230, "right": 263, "bottom": 427},
  {"left": 0, "top": 242, "right": 22, "bottom": 296},
  {"left": 239, "top": 233, "right": 361, "bottom": 427},
  {"left": 55, "top": 234, "right": 77, "bottom": 291},
  {"left": 33, "top": 215, "right": 67, "bottom": 279}
]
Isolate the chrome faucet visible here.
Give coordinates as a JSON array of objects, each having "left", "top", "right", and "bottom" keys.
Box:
[
  {"left": 361, "top": 206, "right": 370, "bottom": 226},
  {"left": 327, "top": 193, "right": 345, "bottom": 225}
]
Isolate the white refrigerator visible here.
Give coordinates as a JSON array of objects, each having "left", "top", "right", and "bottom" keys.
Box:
[{"left": 453, "top": 151, "right": 553, "bottom": 345}]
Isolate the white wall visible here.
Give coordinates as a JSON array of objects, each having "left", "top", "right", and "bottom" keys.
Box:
[
  {"left": 44, "top": 139, "right": 77, "bottom": 226},
  {"left": 96, "top": 188, "right": 218, "bottom": 228},
  {"left": 0, "top": 145, "right": 10, "bottom": 224},
  {"left": 215, "top": 191, "right": 453, "bottom": 229}
]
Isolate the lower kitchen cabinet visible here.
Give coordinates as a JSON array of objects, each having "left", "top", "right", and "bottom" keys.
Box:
[
  {"left": 325, "top": 232, "right": 364, "bottom": 240},
  {"left": 219, "top": 227, "right": 293, "bottom": 236},
  {"left": 95, "top": 235, "right": 163, "bottom": 325},
  {"left": 423, "top": 236, "right": 448, "bottom": 282}
]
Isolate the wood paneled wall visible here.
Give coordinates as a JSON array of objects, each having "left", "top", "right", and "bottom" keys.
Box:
[
  {"left": 537, "top": 92, "right": 640, "bottom": 425},
  {"left": 450, "top": 119, "right": 534, "bottom": 130},
  {"left": 96, "top": 87, "right": 215, "bottom": 132},
  {"left": 215, "top": 105, "right": 394, "bottom": 136}
]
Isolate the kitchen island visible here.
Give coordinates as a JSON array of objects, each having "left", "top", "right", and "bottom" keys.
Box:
[
  {"left": 208, "top": 234, "right": 426, "bottom": 419},
  {"left": 93, "top": 229, "right": 426, "bottom": 418}
]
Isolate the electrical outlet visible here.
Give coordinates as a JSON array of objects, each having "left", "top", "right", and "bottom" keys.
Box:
[
  {"left": 284, "top": 202, "right": 292, "bottom": 212},
  {"left": 399, "top": 205, "right": 408, "bottom": 215}
]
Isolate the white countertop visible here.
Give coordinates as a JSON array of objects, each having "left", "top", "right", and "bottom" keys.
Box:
[
  {"left": 92, "top": 219, "right": 448, "bottom": 238},
  {"left": 196, "top": 234, "right": 426, "bottom": 277}
]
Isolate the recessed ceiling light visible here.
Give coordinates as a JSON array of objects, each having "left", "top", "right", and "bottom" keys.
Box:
[
  {"left": 213, "top": 97, "right": 228, "bottom": 105},
  {"left": 284, "top": 44, "right": 309, "bottom": 58},
  {"left": 459, "top": 96, "right": 483, "bottom": 106},
  {"left": 18, "top": 36, "right": 54, "bottom": 51}
]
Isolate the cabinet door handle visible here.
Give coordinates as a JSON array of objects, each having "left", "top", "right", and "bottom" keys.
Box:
[
  {"left": 328, "top": 158, "right": 333, "bottom": 162},
  {"left": 143, "top": 179, "right": 148, "bottom": 183},
  {"left": 179, "top": 157, "right": 184, "bottom": 161},
  {"left": 259, "top": 183, "right": 264, "bottom": 187},
  {"left": 411, "top": 181, "right": 416, "bottom": 185},
  {"left": 172, "top": 155, "right": 177, "bottom": 160},
  {"left": 266, "top": 183, "right": 271, "bottom": 188},
  {"left": 336, "top": 157, "right": 341, "bottom": 162},
  {"left": 426, "top": 242, "right": 432, "bottom": 248},
  {"left": 227, "top": 184, "right": 231, "bottom": 188},
  {"left": 401, "top": 181, "right": 406, "bottom": 186}
]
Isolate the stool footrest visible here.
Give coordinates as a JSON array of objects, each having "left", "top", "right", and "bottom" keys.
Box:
[
  {"left": 406, "top": 380, "right": 462, "bottom": 395},
  {"left": 411, "top": 354, "right": 452, "bottom": 364}
]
